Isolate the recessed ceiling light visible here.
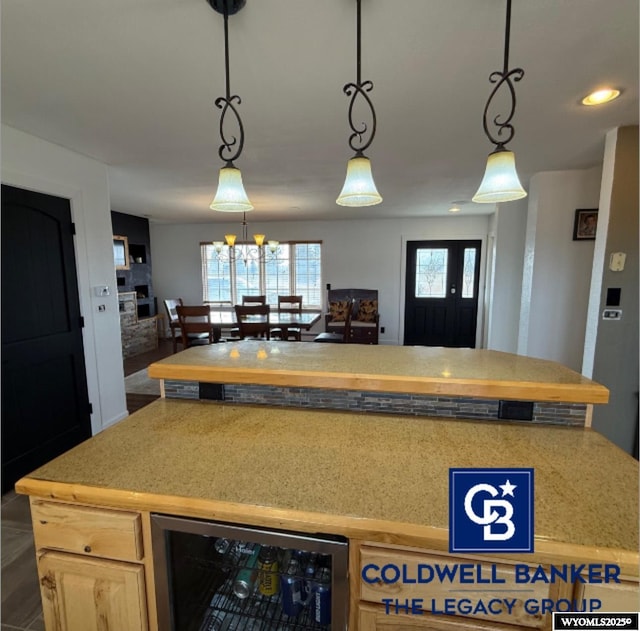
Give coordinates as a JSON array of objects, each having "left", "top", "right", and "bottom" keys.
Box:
[
  {"left": 581, "top": 88, "right": 621, "bottom": 106},
  {"left": 448, "top": 205, "right": 461, "bottom": 213}
]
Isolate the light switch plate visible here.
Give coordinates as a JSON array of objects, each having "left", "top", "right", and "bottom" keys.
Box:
[
  {"left": 93, "top": 285, "right": 110, "bottom": 297},
  {"left": 609, "top": 252, "right": 626, "bottom": 272},
  {"left": 602, "top": 309, "right": 622, "bottom": 320}
]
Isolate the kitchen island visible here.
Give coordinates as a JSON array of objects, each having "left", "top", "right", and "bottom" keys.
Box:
[
  {"left": 16, "top": 399, "right": 638, "bottom": 631},
  {"left": 149, "top": 342, "right": 609, "bottom": 426}
]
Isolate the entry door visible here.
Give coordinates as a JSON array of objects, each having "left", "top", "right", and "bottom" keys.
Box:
[
  {"left": 1, "top": 184, "right": 91, "bottom": 493},
  {"left": 404, "top": 240, "right": 481, "bottom": 347}
]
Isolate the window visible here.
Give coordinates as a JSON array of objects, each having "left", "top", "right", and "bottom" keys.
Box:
[
  {"left": 415, "top": 248, "right": 448, "bottom": 298},
  {"left": 201, "top": 242, "right": 322, "bottom": 308}
]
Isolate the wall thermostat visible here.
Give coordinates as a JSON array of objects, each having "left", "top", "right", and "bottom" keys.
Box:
[{"left": 609, "top": 252, "right": 626, "bottom": 272}]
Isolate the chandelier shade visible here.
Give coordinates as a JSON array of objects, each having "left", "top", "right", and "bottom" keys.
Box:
[
  {"left": 336, "top": 155, "right": 382, "bottom": 207},
  {"left": 210, "top": 166, "right": 253, "bottom": 212},
  {"left": 472, "top": 150, "right": 527, "bottom": 203},
  {"left": 212, "top": 212, "right": 279, "bottom": 265}
]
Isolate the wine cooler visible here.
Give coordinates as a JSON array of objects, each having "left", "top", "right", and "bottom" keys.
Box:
[{"left": 151, "top": 514, "right": 349, "bottom": 630}]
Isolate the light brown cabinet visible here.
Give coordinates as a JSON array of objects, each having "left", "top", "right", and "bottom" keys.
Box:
[
  {"left": 38, "top": 550, "right": 148, "bottom": 631},
  {"left": 31, "top": 499, "right": 150, "bottom": 631},
  {"left": 358, "top": 602, "right": 526, "bottom": 631},
  {"left": 351, "top": 541, "right": 639, "bottom": 631}
]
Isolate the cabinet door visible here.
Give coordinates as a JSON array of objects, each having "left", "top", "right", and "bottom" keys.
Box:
[
  {"left": 358, "top": 602, "right": 526, "bottom": 631},
  {"left": 38, "top": 551, "right": 148, "bottom": 631},
  {"left": 577, "top": 580, "right": 640, "bottom": 612}
]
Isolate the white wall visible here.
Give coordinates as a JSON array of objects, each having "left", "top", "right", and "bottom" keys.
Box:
[
  {"left": 1, "top": 125, "right": 127, "bottom": 433},
  {"left": 586, "top": 126, "right": 639, "bottom": 454},
  {"left": 486, "top": 200, "right": 528, "bottom": 353},
  {"left": 150, "top": 215, "right": 491, "bottom": 346},
  {"left": 517, "top": 167, "right": 601, "bottom": 371}
]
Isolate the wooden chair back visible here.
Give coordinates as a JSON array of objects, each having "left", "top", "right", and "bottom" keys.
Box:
[
  {"left": 234, "top": 304, "right": 270, "bottom": 339},
  {"left": 242, "top": 295, "right": 266, "bottom": 305},
  {"left": 164, "top": 298, "right": 183, "bottom": 325},
  {"left": 176, "top": 305, "right": 214, "bottom": 348},
  {"left": 314, "top": 299, "right": 353, "bottom": 343},
  {"left": 277, "top": 295, "right": 302, "bottom": 314}
]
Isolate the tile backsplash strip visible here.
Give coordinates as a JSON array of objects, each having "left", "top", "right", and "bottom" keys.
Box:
[{"left": 162, "top": 380, "right": 587, "bottom": 426}]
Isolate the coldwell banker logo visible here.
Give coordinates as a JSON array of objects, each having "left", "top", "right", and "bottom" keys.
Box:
[{"left": 449, "top": 468, "right": 534, "bottom": 554}]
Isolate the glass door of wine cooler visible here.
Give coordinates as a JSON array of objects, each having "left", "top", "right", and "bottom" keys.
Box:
[{"left": 151, "top": 514, "right": 349, "bottom": 631}]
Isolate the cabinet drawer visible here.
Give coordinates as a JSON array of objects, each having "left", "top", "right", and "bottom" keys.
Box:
[
  {"left": 576, "top": 580, "right": 640, "bottom": 612},
  {"left": 31, "top": 500, "right": 143, "bottom": 562},
  {"left": 359, "top": 546, "right": 549, "bottom": 628},
  {"left": 358, "top": 602, "right": 526, "bottom": 631}
]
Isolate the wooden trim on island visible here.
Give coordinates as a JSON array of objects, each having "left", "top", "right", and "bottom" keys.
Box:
[
  {"left": 16, "top": 478, "right": 638, "bottom": 577},
  {"left": 148, "top": 363, "right": 609, "bottom": 404}
]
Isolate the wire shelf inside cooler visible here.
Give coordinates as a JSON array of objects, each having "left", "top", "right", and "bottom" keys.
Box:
[{"left": 175, "top": 541, "right": 332, "bottom": 631}]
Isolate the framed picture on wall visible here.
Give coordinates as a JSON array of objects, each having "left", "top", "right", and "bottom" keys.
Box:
[{"left": 573, "top": 208, "right": 598, "bottom": 241}]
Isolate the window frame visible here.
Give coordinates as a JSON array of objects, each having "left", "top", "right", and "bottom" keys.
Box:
[{"left": 201, "top": 240, "right": 322, "bottom": 309}]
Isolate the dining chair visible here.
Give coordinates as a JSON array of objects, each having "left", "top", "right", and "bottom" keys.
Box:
[
  {"left": 242, "top": 295, "right": 266, "bottom": 305},
  {"left": 234, "top": 304, "right": 270, "bottom": 340},
  {"left": 272, "top": 295, "right": 303, "bottom": 341},
  {"left": 175, "top": 305, "right": 216, "bottom": 349},
  {"left": 227, "top": 295, "right": 267, "bottom": 339},
  {"left": 163, "top": 298, "right": 203, "bottom": 353},
  {"left": 313, "top": 299, "right": 353, "bottom": 343}
]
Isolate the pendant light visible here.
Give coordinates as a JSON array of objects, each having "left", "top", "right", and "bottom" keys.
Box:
[
  {"left": 472, "top": 0, "right": 527, "bottom": 204},
  {"left": 208, "top": 0, "right": 253, "bottom": 212},
  {"left": 336, "top": 0, "right": 382, "bottom": 207}
]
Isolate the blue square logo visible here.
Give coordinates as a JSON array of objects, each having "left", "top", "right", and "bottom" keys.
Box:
[{"left": 449, "top": 468, "right": 534, "bottom": 554}]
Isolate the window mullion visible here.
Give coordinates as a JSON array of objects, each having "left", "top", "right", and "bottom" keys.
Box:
[{"left": 290, "top": 245, "right": 297, "bottom": 296}]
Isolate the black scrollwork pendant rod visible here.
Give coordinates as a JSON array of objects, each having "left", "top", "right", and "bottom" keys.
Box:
[
  {"left": 343, "top": 0, "right": 377, "bottom": 157},
  {"left": 481, "top": 0, "right": 524, "bottom": 153},
  {"left": 215, "top": 0, "right": 245, "bottom": 167}
]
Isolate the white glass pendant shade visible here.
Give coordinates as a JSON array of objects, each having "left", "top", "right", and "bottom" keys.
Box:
[
  {"left": 336, "top": 156, "right": 382, "bottom": 207},
  {"left": 472, "top": 150, "right": 527, "bottom": 203},
  {"left": 210, "top": 166, "right": 254, "bottom": 212}
]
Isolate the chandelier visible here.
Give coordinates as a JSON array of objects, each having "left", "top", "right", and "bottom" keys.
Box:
[
  {"left": 208, "top": 0, "right": 253, "bottom": 212},
  {"left": 336, "top": 0, "right": 382, "bottom": 207},
  {"left": 212, "top": 212, "right": 279, "bottom": 265},
  {"left": 472, "top": 0, "right": 527, "bottom": 203}
]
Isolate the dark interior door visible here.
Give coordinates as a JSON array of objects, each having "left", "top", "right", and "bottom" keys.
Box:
[
  {"left": 1, "top": 184, "right": 91, "bottom": 493},
  {"left": 404, "top": 240, "right": 481, "bottom": 347}
]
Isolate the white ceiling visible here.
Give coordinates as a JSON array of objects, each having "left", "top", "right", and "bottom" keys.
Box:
[{"left": 2, "top": 0, "right": 638, "bottom": 224}]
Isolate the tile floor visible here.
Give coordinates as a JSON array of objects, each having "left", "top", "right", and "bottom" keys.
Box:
[{"left": 1, "top": 491, "right": 43, "bottom": 630}]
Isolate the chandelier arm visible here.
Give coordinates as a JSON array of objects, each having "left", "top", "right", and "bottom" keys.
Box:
[
  {"left": 342, "top": 0, "right": 378, "bottom": 156},
  {"left": 480, "top": 0, "right": 524, "bottom": 151},
  {"left": 215, "top": 95, "right": 245, "bottom": 163},
  {"left": 344, "top": 80, "right": 377, "bottom": 154},
  {"left": 503, "top": 0, "right": 512, "bottom": 74},
  {"left": 213, "top": 0, "right": 246, "bottom": 165},
  {"left": 481, "top": 67, "right": 524, "bottom": 149}
]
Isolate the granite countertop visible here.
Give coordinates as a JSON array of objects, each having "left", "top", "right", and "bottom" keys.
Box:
[
  {"left": 148, "top": 343, "right": 609, "bottom": 404},
  {"left": 18, "top": 399, "right": 636, "bottom": 572}
]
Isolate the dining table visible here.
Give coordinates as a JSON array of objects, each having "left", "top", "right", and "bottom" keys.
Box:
[{"left": 209, "top": 309, "right": 322, "bottom": 339}]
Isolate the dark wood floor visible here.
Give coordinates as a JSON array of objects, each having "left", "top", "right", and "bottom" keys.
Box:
[{"left": 124, "top": 339, "right": 174, "bottom": 413}]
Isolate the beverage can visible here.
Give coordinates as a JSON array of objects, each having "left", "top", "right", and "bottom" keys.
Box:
[
  {"left": 280, "top": 556, "right": 304, "bottom": 617},
  {"left": 302, "top": 552, "right": 318, "bottom": 606},
  {"left": 257, "top": 546, "right": 279, "bottom": 596},
  {"left": 233, "top": 545, "right": 260, "bottom": 599},
  {"left": 214, "top": 538, "right": 230, "bottom": 555},
  {"left": 313, "top": 566, "right": 331, "bottom": 625}
]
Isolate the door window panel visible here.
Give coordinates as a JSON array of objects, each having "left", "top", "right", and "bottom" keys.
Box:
[
  {"left": 462, "top": 248, "right": 477, "bottom": 298},
  {"left": 415, "top": 248, "right": 448, "bottom": 298}
]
